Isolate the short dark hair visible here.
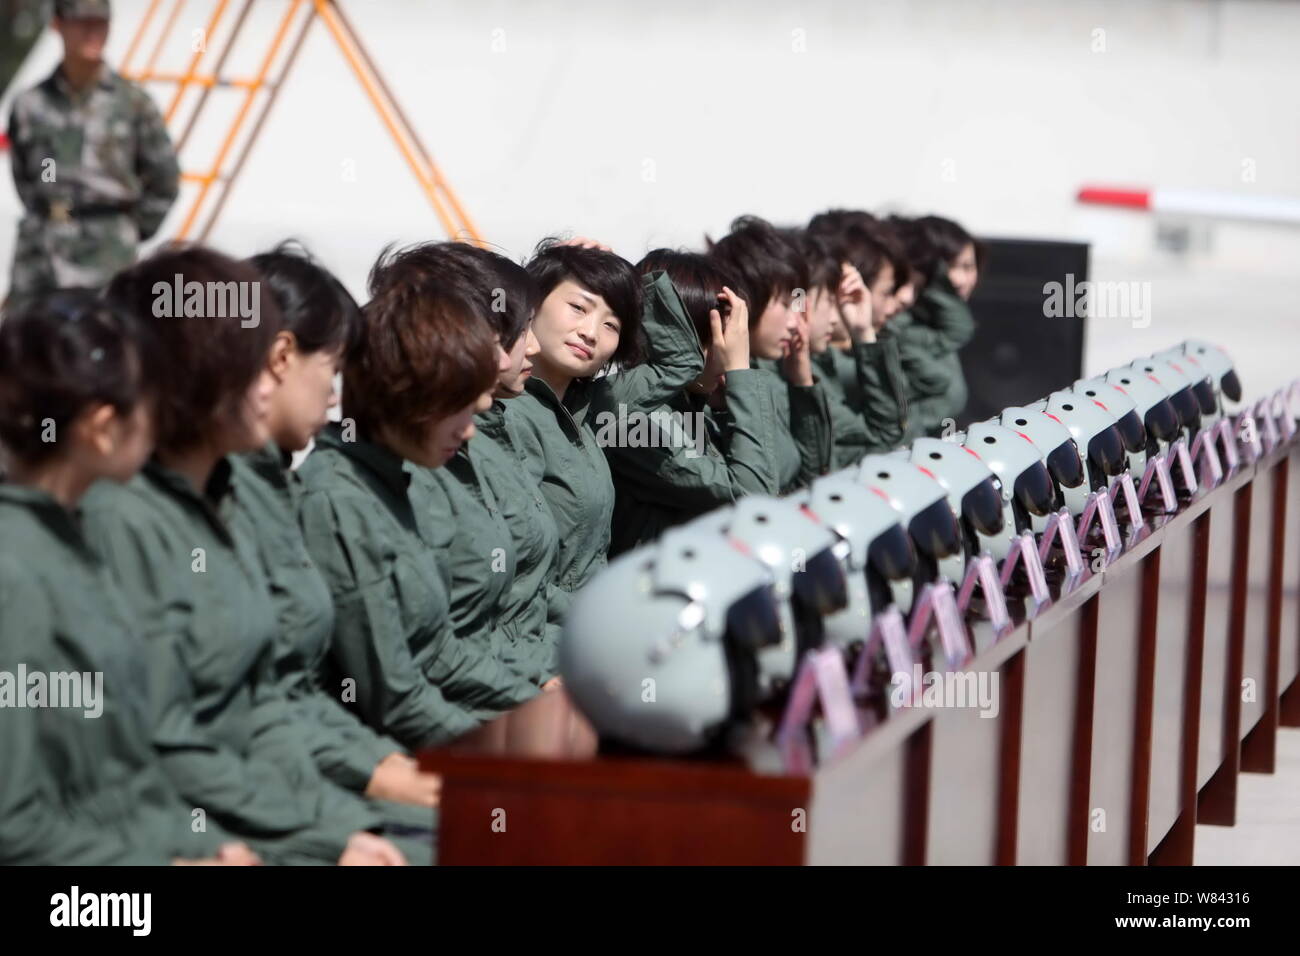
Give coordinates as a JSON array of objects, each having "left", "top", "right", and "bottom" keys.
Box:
[
  {"left": 368, "top": 242, "right": 536, "bottom": 351},
  {"left": 806, "top": 208, "right": 914, "bottom": 290},
  {"left": 349, "top": 243, "right": 498, "bottom": 446},
  {"left": 807, "top": 208, "right": 878, "bottom": 242},
  {"left": 636, "top": 249, "right": 747, "bottom": 349},
  {"left": 477, "top": 248, "right": 537, "bottom": 350},
  {"left": 105, "top": 243, "right": 283, "bottom": 453},
  {"left": 247, "top": 241, "right": 363, "bottom": 358},
  {"left": 0, "top": 289, "right": 148, "bottom": 465},
  {"left": 527, "top": 239, "right": 644, "bottom": 368},
  {"left": 863, "top": 219, "right": 913, "bottom": 291},
  {"left": 784, "top": 228, "right": 841, "bottom": 297},
  {"left": 822, "top": 219, "right": 911, "bottom": 291},
  {"left": 706, "top": 215, "right": 808, "bottom": 325},
  {"left": 890, "top": 214, "right": 986, "bottom": 288}
]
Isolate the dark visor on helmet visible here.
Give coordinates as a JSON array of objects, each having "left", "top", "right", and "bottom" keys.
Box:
[
  {"left": 1088, "top": 425, "right": 1126, "bottom": 479},
  {"left": 1015, "top": 459, "right": 1056, "bottom": 516},
  {"left": 867, "top": 522, "right": 917, "bottom": 581},
  {"left": 725, "top": 584, "right": 783, "bottom": 652},
  {"left": 1171, "top": 385, "right": 1201, "bottom": 430},
  {"left": 1192, "top": 378, "right": 1216, "bottom": 415},
  {"left": 790, "top": 546, "right": 849, "bottom": 618},
  {"left": 1116, "top": 409, "right": 1146, "bottom": 453},
  {"left": 1046, "top": 440, "right": 1085, "bottom": 489},
  {"left": 1144, "top": 398, "right": 1181, "bottom": 443},
  {"left": 1221, "top": 369, "right": 1242, "bottom": 403},
  {"left": 962, "top": 476, "right": 1005, "bottom": 536},
  {"left": 907, "top": 498, "right": 963, "bottom": 559}
]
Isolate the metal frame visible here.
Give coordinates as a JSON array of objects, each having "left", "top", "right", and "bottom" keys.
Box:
[{"left": 118, "top": 0, "right": 483, "bottom": 243}]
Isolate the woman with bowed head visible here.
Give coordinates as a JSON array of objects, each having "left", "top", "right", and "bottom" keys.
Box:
[
  {"left": 231, "top": 242, "right": 441, "bottom": 820},
  {"left": 296, "top": 242, "right": 517, "bottom": 752},
  {"left": 83, "top": 245, "right": 409, "bottom": 865}
]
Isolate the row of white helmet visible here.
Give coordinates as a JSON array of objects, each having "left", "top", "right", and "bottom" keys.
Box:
[{"left": 560, "top": 340, "right": 1253, "bottom": 755}]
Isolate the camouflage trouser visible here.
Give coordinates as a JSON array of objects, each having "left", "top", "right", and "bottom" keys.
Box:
[{"left": 8, "top": 211, "right": 139, "bottom": 302}]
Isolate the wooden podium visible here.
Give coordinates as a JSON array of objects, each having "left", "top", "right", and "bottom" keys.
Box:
[{"left": 419, "top": 690, "right": 809, "bottom": 865}]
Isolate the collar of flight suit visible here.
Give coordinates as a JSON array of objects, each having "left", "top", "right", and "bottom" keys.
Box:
[
  {"left": 523, "top": 374, "right": 590, "bottom": 439},
  {"left": 141, "top": 455, "right": 239, "bottom": 544},
  {"left": 314, "top": 420, "right": 412, "bottom": 498},
  {"left": 441, "top": 444, "right": 475, "bottom": 483},
  {"left": 0, "top": 481, "right": 93, "bottom": 555},
  {"left": 475, "top": 399, "right": 509, "bottom": 440},
  {"left": 441, "top": 442, "right": 503, "bottom": 515},
  {"left": 243, "top": 440, "right": 294, "bottom": 488}
]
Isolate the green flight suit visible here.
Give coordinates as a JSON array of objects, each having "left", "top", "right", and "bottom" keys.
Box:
[
  {"left": 228, "top": 446, "right": 436, "bottom": 845},
  {"left": 853, "top": 329, "right": 911, "bottom": 442},
  {"left": 228, "top": 446, "right": 401, "bottom": 792},
  {"left": 296, "top": 423, "right": 485, "bottom": 750},
  {"left": 813, "top": 339, "right": 908, "bottom": 468},
  {"left": 0, "top": 484, "right": 230, "bottom": 865},
  {"left": 752, "top": 358, "right": 835, "bottom": 490},
  {"left": 605, "top": 367, "right": 782, "bottom": 555},
  {"left": 409, "top": 448, "right": 538, "bottom": 713},
  {"left": 895, "top": 267, "right": 976, "bottom": 441},
  {"left": 466, "top": 403, "right": 562, "bottom": 683},
  {"left": 81, "top": 460, "right": 380, "bottom": 865},
  {"left": 503, "top": 271, "right": 704, "bottom": 610}
]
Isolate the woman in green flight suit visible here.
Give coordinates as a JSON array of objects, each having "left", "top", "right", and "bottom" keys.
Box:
[
  {"left": 888, "top": 214, "right": 982, "bottom": 441},
  {"left": 503, "top": 238, "right": 705, "bottom": 621},
  {"left": 477, "top": 330, "right": 566, "bottom": 682},
  {"left": 794, "top": 229, "right": 906, "bottom": 466},
  {"left": 390, "top": 241, "right": 565, "bottom": 686},
  {"left": 363, "top": 242, "right": 541, "bottom": 716},
  {"left": 82, "top": 246, "right": 408, "bottom": 866},
  {"left": 297, "top": 243, "right": 520, "bottom": 751},
  {"left": 0, "top": 290, "right": 257, "bottom": 865},
  {"left": 602, "top": 250, "right": 777, "bottom": 556},
  {"left": 708, "top": 216, "right": 834, "bottom": 490},
  {"left": 807, "top": 209, "right": 912, "bottom": 447},
  {"left": 230, "top": 243, "right": 440, "bottom": 816}
]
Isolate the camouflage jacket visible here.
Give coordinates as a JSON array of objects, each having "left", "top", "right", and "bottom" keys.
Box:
[{"left": 7, "top": 61, "right": 178, "bottom": 238}]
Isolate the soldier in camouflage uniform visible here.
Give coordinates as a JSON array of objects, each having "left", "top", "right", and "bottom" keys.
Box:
[{"left": 6, "top": 0, "right": 179, "bottom": 302}]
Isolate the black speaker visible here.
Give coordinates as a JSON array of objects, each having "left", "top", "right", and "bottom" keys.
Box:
[{"left": 958, "top": 238, "right": 1089, "bottom": 427}]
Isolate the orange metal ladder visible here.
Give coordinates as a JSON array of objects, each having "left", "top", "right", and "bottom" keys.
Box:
[{"left": 118, "top": 0, "right": 483, "bottom": 244}]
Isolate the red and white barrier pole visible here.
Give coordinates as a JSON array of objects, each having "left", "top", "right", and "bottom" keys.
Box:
[{"left": 1077, "top": 185, "right": 1300, "bottom": 227}]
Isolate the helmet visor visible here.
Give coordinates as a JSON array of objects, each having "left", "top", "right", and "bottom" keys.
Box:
[
  {"left": 908, "top": 498, "right": 963, "bottom": 559},
  {"left": 962, "top": 476, "right": 1005, "bottom": 536},
  {"left": 1015, "top": 459, "right": 1056, "bottom": 516},
  {"left": 1088, "top": 425, "right": 1127, "bottom": 478},
  {"left": 1116, "top": 408, "right": 1146, "bottom": 453},
  {"left": 867, "top": 522, "right": 917, "bottom": 581},
  {"left": 1046, "top": 439, "right": 1085, "bottom": 489},
  {"left": 1145, "top": 398, "right": 1181, "bottom": 443}
]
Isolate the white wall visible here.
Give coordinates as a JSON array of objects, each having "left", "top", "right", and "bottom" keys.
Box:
[{"left": 4, "top": 0, "right": 1298, "bottom": 394}]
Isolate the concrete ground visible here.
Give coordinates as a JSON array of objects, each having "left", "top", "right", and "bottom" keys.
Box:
[{"left": 1195, "top": 727, "right": 1300, "bottom": 864}]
